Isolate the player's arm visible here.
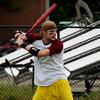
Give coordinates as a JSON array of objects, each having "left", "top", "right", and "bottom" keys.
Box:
[
  {"left": 24, "top": 39, "right": 63, "bottom": 58},
  {"left": 25, "top": 45, "right": 50, "bottom": 57}
]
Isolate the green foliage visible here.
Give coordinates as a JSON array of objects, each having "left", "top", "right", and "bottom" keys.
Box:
[
  {"left": 0, "top": 84, "right": 34, "bottom": 100},
  {"left": 50, "top": 0, "right": 100, "bottom": 23},
  {"left": 78, "top": 92, "right": 100, "bottom": 100},
  {"left": 50, "top": 0, "right": 76, "bottom": 23}
]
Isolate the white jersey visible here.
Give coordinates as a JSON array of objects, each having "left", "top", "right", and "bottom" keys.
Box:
[{"left": 32, "top": 40, "right": 70, "bottom": 86}]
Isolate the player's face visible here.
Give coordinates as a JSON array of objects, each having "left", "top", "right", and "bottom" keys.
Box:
[{"left": 45, "top": 29, "right": 57, "bottom": 41}]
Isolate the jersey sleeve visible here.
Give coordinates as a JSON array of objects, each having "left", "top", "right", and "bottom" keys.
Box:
[
  {"left": 26, "top": 32, "right": 42, "bottom": 43},
  {"left": 48, "top": 39, "right": 63, "bottom": 56}
]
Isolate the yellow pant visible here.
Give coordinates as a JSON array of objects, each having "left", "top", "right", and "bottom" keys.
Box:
[{"left": 32, "top": 79, "right": 73, "bottom": 100}]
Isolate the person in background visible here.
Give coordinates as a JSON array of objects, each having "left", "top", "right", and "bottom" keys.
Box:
[
  {"left": 75, "top": 0, "right": 94, "bottom": 23},
  {"left": 51, "top": 0, "right": 94, "bottom": 23},
  {"left": 15, "top": 20, "right": 73, "bottom": 100}
]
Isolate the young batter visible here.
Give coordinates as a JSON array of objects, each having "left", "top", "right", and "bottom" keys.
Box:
[{"left": 15, "top": 20, "right": 73, "bottom": 100}]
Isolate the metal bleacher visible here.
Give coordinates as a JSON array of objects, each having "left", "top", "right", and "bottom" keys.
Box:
[{"left": 60, "top": 20, "right": 100, "bottom": 97}]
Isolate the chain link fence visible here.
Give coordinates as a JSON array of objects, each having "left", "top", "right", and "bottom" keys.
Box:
[{"left": 0, "top": 24, "right": 100, "bottom": 100}]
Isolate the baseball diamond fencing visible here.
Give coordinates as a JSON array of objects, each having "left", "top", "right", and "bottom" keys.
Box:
[{"left": 0, "top": 20, "right": 100, "bottom": 100}]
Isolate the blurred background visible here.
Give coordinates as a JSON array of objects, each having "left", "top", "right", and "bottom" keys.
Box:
[{"left": 0, "top": 0, "right": 100, "bottom": 43}]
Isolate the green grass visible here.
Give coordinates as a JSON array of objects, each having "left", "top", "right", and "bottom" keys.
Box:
[
  {"left": 0, "top": 84, "right": 100, "bottom": 100},
  {"left": 0, "top": 84, "right": 35, "bottom": 100},
  {"left": 78, "top": 92, "right": 100, "bottom": 100}
]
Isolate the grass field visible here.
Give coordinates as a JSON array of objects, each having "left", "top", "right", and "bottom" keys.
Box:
[
  {"left": 0, "top": 84, "right": 35, "bottom": 100},
  {"left": 0, "top": 84, "right": 100, "bottom": 100},
  {"left": 74, "top": 91, "right": 100, "bottom": 100}
]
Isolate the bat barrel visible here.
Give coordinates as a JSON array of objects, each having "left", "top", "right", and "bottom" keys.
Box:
[{"left": 28, "top": 3, "right": 58, "bottom": 33}]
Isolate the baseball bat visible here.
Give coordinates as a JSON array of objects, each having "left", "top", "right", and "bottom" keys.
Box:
[
  {"left": 11, "top": 3, "right": 58, "bottom": 43},
  {"left": 28, "top": 3, "right": 58, "bottom": 33}
]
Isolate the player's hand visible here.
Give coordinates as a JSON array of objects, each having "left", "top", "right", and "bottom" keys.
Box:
[{"left": 14, "top": 30, "right": 27, "bottom": 40}]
